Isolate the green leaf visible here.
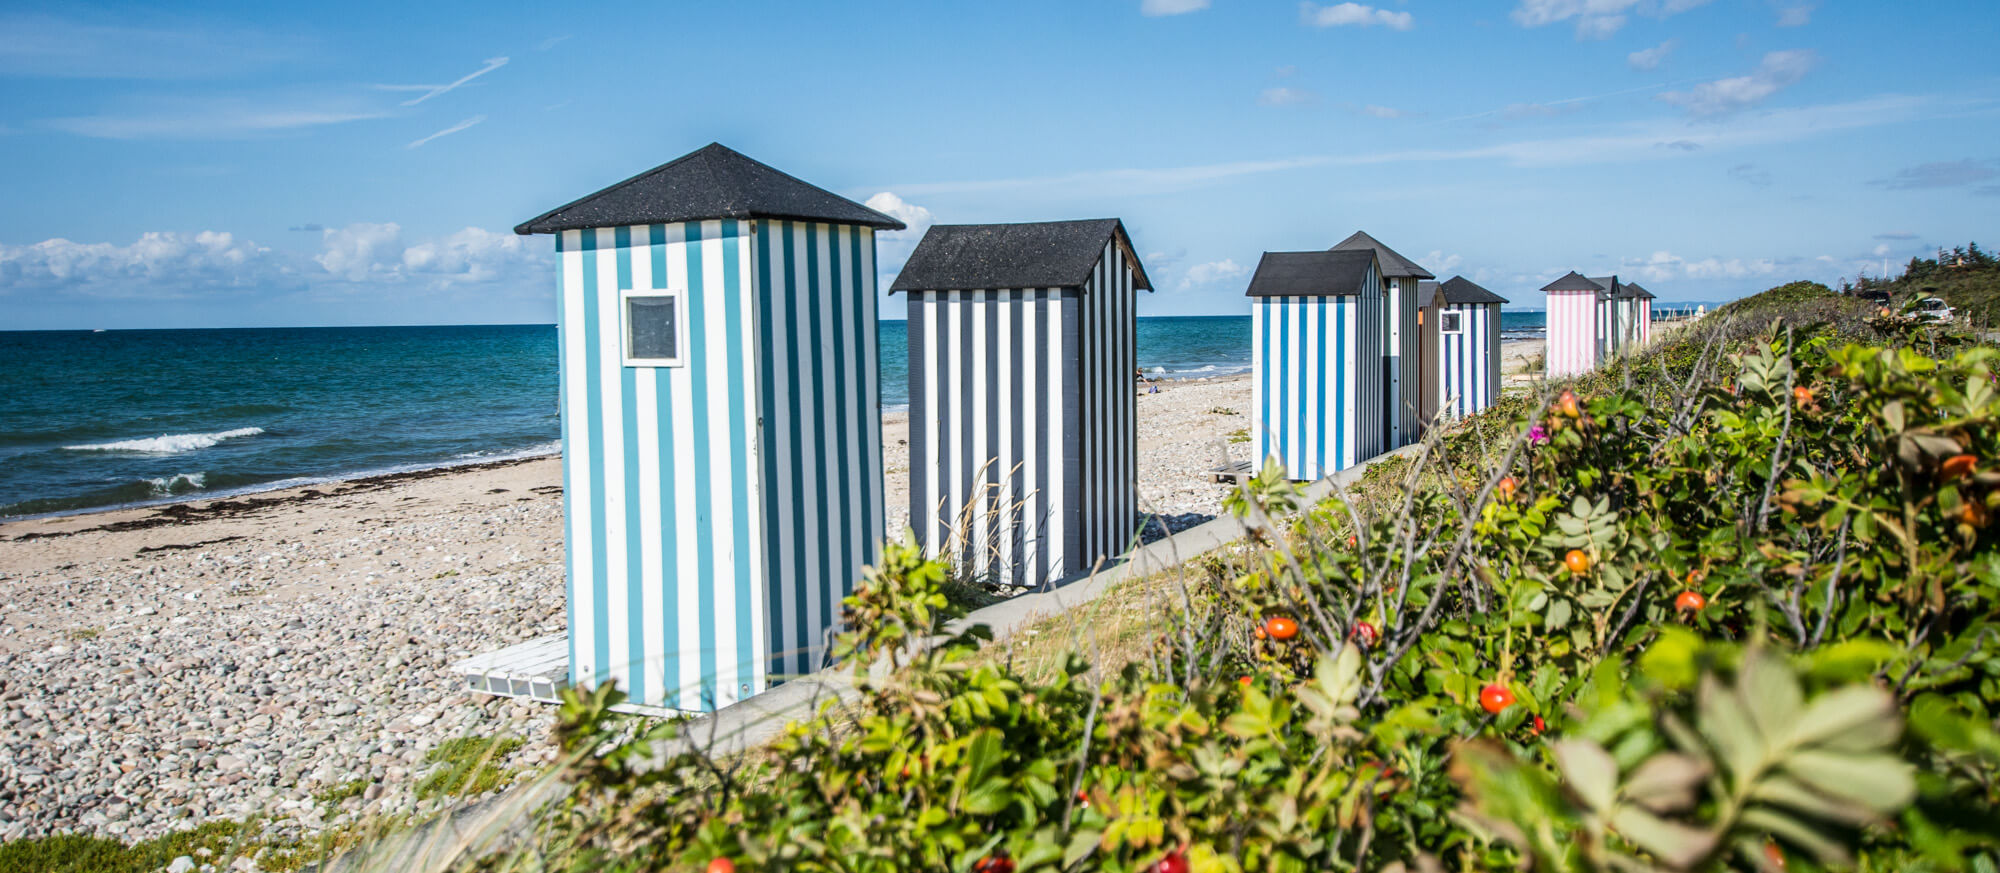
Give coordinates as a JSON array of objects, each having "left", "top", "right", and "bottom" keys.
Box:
[
  {"left": 1740, "top": 807, "right": 1853, "bottom": 867},
  {"left": 1738, "top": 647, "right": 1803, "bottom": 744},
  {"left": 1698, "top": 674, "right": 1763, "bottom": 785},
  {"left": 1782, "top": 751, "right": 1916, "bottom": 817},
  {"left": 1789, "top": 685, "right": 1899, "bottom": 750},
  {"left": 1620, "top": 752, "right": 1708, "bottom": 814},
  {"left": 1749, "top": 773, "right": 1876, "bottom": 825},
  {"left": 1609, "top": 805, "right": 1717, "bottom": 870},
  {"left": 1552, "top": 738, "right": 1618, "bottom": 812}
]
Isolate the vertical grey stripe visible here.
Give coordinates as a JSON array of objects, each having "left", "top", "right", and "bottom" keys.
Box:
[
  {"left": 1061, "top": 291, "right": 1083, "bottom": 568},
  {"left": 916, "top": 292, "right": 928, "bottom": 552},
  {"left": 932, "top": 292, "right": 951, "bottom": 550},
  {"left": 1008, "top": 290, "right": 1025, "bottom": 584},
  {"left": 983, "top": 292, "right": 1001, "bottom": 574}
]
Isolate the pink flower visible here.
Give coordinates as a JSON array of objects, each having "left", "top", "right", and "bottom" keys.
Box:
[{"left": 1527, "top": 424, "right": 1549, "bottom": 445}]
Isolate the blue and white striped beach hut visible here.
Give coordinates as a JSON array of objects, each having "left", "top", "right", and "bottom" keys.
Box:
[
  {"left": 1331, "top": 231, "right": 1434, "bottom": 447},
  {"left": 892, "top": 220, "right": 1152, "bottom": 588},
  {"left": 513, "top": 143, "right": 905, "bottom": 713},
  {"left": 1248, "top": 249, "right": 1386, "bottom": 481},
  {"left": 1431, "top": 275, "right": 1508, "bottom": 419}
]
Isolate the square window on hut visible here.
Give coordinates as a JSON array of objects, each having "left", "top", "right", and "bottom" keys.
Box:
[
  {"left": 1440, "top": 311, "right": 1464, "bottom": 334},
  {"left": 621, "top": 289, "right": 685, "bottom": 367}
]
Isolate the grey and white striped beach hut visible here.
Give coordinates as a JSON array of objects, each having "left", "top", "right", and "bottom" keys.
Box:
[
  {"left": 1611, "top": 281, "right": 1656, "bottom": 350},
  {"left": 1331, "top": 231, "right": 1434, "bottom": 448},
  {"left": 1431, "top": 275, "right": 1508, "bottom": 419},
  {"left": 892, "top": 219, "right": 1152, "bottom": 588},
  {"left": 1249, "top": 249, "right": 1387, "bottom": 482},
  {"left": 514, "top": 143, "right": 905, "bottom": 713}
]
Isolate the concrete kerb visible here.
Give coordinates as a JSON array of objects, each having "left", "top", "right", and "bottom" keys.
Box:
[{"left": 320, "top": 441, "right": 1427, "bottom": 871}]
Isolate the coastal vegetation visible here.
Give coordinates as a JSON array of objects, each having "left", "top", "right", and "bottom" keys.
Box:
[
  {"left": 461, "top": 280, "right": 1999, "bottom": 871},
  {"left": 1850, "top": 241, "right": 2000, "bottom": 326}
]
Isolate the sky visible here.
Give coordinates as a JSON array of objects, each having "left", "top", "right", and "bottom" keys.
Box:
[{"left": 0, "top": 1, "right": 1995, "bottom": 330}]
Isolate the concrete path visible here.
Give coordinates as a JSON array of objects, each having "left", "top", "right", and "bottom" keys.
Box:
[{"left": 321, "top": 441, "right": 1426, "bottom": 871}]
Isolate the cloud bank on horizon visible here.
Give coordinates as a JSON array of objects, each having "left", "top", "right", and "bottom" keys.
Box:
[{"left": 0, "top": 1, "right": 1994, "bottom": 327}]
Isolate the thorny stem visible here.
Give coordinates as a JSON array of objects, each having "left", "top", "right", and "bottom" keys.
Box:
[{"left": 1808, "top": 520, "right": 1850, "bottom": 649}]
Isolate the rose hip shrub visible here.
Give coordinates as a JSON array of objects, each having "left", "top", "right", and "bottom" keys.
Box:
[{"left": 485, "top": 285, "right": 2000, "bottom": 873}]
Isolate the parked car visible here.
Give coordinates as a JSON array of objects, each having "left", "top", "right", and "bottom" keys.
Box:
[{"left": 1914, "top": 297, "right": 1954, "bottom": 322}]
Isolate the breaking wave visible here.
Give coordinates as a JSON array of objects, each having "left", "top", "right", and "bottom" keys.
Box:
[{"left": 64, "top": 427, "right": 266, "bottom": 454}]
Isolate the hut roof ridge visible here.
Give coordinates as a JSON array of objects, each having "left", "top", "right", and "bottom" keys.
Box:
[
  {"left": 1330, "top": 230, "right": 1435, "bottom": 279},
  {"left": 1245, "top": 250, "right": 1378, "bottom": 297},
  {"left": 1439, "top": 275, "right": 1509, "bottom": 305},
  {"left": 887, "top": 219, "right": 1153, "bottom": 293},
  {"left": 515, "top": 143, "right": 905, "bottom": 234}
]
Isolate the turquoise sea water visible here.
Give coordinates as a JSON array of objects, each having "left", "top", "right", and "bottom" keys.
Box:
[{"left": 0, "top": 312, "right": 1552, "bottom": 519}]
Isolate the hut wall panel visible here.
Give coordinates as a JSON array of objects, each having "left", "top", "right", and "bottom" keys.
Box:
[
  {"left": 558, "top": 220, "right": 767, "bottom": 713},
  {"left": 1437, "top": 303, "right": 1498, "bottom": 419},
  {"left": 752, "top": 221, "right": 882, "bottom": 685},
  {"left": 1546, "top": 289, "right": 1599, "bottom": 377},
  {"left": 1251, "top": 262, "right": 1385, "bottom": 481},
  {"left": 1077, "top": 241, "right": 1138, "bottom": 569},
  {"left": 1639, "top": 300, "right": 1652, "bottom": 344},
  {"left": 908, "top": 287, "right": 1074, "bottom": 588}
]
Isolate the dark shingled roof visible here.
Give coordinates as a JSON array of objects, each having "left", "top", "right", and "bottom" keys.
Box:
[
  {"left": 1440, "top": 275, "right": 1509, "bottom": 305},
  {"left": 1245, "top": 250, "right": 1378, "bottom": 297},
  {"left": 888, "top": 219, "right": 1153, "bottom": 293},
  {"left": 1541, "top": 271, "right": 1605, "bottom": 292},
  {"left": 515, "top": 143, "right": 905, "bottom": 235},
  {"left": 1330, "top": 230, "right": 1435, "bottom": 279},
  {"left": 1588, "top": 275, "right": 1621, "bottom": 298},
  {"left": 1616, "top": 281, "right": 1657, "bottom": 300},
  {"left": 1418, "top": 279, "right": 1442, "bottom": 301}
]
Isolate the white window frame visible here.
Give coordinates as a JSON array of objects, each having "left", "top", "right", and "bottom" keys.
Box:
[
  {"left": 1439, "top": 310, "right": 1465, "bottom": 335},
  {"left": 620, "top": 287, "right": 688, "bottom": 368}
]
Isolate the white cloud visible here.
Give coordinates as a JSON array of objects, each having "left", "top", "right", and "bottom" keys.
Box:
[
  {"left": 1620, "top": 250, "right": 1778, "bottom": 282},
  {"left": 1356, "top": 103, "right": 1411, "bottom": 118},
  {"left": 43, "top": 97, "right": 388, "bottom": 139},
  {"left": 1628, "top": 39, "right": 1676, "bottom": 71},
  {"left": 399, "top": 227, "right": 540, "bottom": 282},
  {"left": 1775, "top": 2, "right": 1814, "bottom": 26},
  {"left": 864, "top": 192, "right": 936, "bottom": 285},
  {"left": 1658, "top": 49, "right": 1817, "bottom": 117},
  {"left": 1259, "top": 87, "right": 1318, "bottom": 107},
  {"left": 879, "top": 95, "right": 1933, "bottom": 198},
  {"left": 406, "top": 115, "right": 484, "bottom": 149},
  {"left": 0, "top": 231, "right": 281, "bottom": 296},
  {"left": 537, "top": 34, "right": 572, "bottom": 51},
  {"left": 316, "top": 223, "right": 407, "bottom": 282},
  {"left": 1181, "top": 258, "right": 1249, "bottom": 290},
  {"left": 1421, "top": 251, "right": 1463, "bottom": 274},
  {"left": 0, "top": 12, "right": 305, "bottom": 79},
  {"left": 1872, "top": 243, "right": 1892, "bottom": 257},
  {"left": 1510, "top": 0, "right": 1712, "bottom": 39},
  {"left": 1870, "top": 159, "right": 1999, "bottom": 190},
  {"left": 382, "top": 57, "right": 508, "bottom": 107},
  {"left": 1142, "top": 0, "right": 1210, "bottom": 15},
  {"left": 1299, "top": 2, "right": 1414, "bottom": 30}
]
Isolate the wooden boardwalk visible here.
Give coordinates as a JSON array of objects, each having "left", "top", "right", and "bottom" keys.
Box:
[{"left": 452, "top": 635, "right": 568, "bottom": 704}]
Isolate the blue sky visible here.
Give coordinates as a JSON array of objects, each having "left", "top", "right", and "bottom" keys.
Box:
[{"left": 0, "top": 1, "right": 1995, "bottom": 329}]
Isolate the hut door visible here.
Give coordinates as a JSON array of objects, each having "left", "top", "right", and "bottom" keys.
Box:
[{"left": 1417, "top": 305, "right": 1439, "bottom": 433}]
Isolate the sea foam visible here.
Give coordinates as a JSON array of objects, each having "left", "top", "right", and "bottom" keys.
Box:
[{"left": 65, "top": 427, "right": 265, "bottom": 454}]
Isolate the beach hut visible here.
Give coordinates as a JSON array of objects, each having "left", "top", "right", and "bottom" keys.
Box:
[
  {"left": 1613, "top": 281, "right": 1656, "bottom": 348},
  {"left": 511, "top": 142, "right": 905, "bottom": 713},
  {"left": 1331, "top": 231, "right": 1434, "bottom": 447},
  {"left": 1543, "top": 271, "right": 1604, "bottom": 378},
  {"left": 891, "top": 220, "right": 1151, "bottom": 588},
  {"left": 1433, "top": 275, "right": 1508, "bottom": 419},
  {"left": 1248, "top": 249, "right": 1386, "bottom": 481},
  {"left": 1588, "top": 275, "right": 1625, "bottom": 358}
]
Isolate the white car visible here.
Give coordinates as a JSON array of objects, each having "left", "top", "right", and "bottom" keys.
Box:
[{"left": 1914, "top": 297, "right": 1954, "bottom": 322}]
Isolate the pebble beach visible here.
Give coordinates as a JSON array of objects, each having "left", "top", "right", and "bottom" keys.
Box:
[{"left": 0, "top": 373, "right": 1264, "bottom": 847}]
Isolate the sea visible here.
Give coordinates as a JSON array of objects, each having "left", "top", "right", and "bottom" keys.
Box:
[{"left": 0, "top": 311, "right": 1550, "bottom": 519}]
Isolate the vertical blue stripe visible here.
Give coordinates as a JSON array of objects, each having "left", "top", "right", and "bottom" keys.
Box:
[
  {"left": 1276, "top": 298, "right": 1289, "bottom": 475},
  {"left": 649, "top": 224, "right": 677, "bottom": 703},
  {"left": 580, "top": 231, "right": 610, "bottom": 689},
  {"left": 805, "top": 226, "right": 833, "bottom": 652},
  {"left": 756, "top": 222, "right": 785, "bottom": 683},
  {"left": 556, "top": 232, "right": 578, "bottom": 691},
  {"left": 829, "top": 229, "right": 855, "bottom": 614},
  {"left": 720, "top": 220, "right": 755, "bottom": 702},
  {"left": 615, "top": 226, "right": 645, "bottom": 704},
  {"left": 1315, "top": 297, "right": 1327, "bottom": 479},
  {"left": 849, "top": 227, "right": 875, "bottom": 571},
  {"left": 783, "top": 223, "right": 810, "bottom": 677},
  {"left": 683, "top": 221, "right": 717, "bottom": 710},
  {"left": 1334, "top": 298, "right": 1347, "bottom": 470}
]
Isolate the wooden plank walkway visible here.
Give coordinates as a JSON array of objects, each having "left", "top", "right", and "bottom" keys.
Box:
[{"left": 452, "top": 634, "right": 568, "bottom": 704}]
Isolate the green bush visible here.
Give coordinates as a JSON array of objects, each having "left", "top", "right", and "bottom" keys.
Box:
[
  {"left": 459, "top": 281, "right": 1999, "bottom": 872},
  {"left": 415, "top": 736, "right": 525, "bottom": 801}
]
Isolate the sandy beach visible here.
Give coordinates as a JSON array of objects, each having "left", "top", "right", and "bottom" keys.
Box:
[{"left": 0, "top": 373, "right": 1259, "bottom": 844}]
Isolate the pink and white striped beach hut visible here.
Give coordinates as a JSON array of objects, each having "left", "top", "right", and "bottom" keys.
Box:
[{"left": 1542, "top": 271, "right": 1604, "bottom": 378}]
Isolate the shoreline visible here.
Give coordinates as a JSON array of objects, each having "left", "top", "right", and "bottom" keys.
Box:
[{"left": 0, "top": 371, "right": 1258, "bottom": 846}]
